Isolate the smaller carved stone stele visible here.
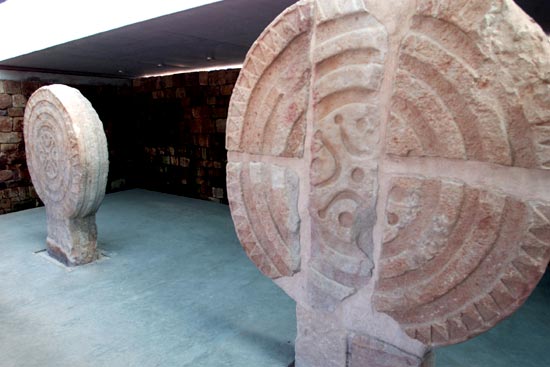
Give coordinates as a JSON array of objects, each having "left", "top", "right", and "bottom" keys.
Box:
[
  {"left": 227, "top": 0, "right": 550, "bottom": 366},
  {"left": 24, "top": 85, "right": 109, "bottom": 266}
]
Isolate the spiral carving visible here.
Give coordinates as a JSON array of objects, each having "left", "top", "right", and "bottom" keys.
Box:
[{"left": 24, "top": 85, "right": 109, "bottom": 266}]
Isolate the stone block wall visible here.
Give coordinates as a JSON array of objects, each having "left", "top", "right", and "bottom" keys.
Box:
[
  {"left": 0, "top": 68, "right": 239, "bottom": 214},
  {"left": 134, "top": 69, "right": 238, "bottom": 204},
  {"left": 0, "top": 80, "right": 41, "bottom": 214}
]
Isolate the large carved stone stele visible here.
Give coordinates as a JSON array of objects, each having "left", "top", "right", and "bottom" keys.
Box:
[
  {"left": 226, "top": 0, "right": 550, "bottom": 366},
  {"left": 24, "top": 85, "right": 109, "bottom": 266}
]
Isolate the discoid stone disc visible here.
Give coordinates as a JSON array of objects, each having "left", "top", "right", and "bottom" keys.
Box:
[
  {"left": 24, "top": 84, "right": 109, "bottom": 266},
  {"left": 226, "top": 0, "right": 550, "bottom": 366}
]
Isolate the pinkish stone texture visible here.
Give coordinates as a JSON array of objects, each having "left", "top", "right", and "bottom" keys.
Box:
[
  {"left": 226, "top": 161, "right": 301, "bottom": 278},
  {"left": 375, "top": 176, "right": 550, "bottom": 346},
  {"left": 0, "top": 94, "right": 11, "bottom": 109},
  {"left": 226, "top": 0, "right": 550, "bottom": 366},
  {"left": 226, "top": 1, "right": 312, "bottom": 158},
  {"left": 24, "top": 85, "right": 109, "bottom": 266},
  {"left": 347, "top": 334, "right": 435, "bottom": 367}
]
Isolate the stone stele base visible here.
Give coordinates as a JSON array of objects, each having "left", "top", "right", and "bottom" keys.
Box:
[
  {"left": 24, "top": 85, "right": 109, "bottom": 266},
  {"left": 225, "top": 0, "right": 550, "bottom": 366}
]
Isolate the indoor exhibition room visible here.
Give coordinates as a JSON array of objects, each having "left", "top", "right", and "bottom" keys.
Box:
[{"left": 0, "top": 0, "right": 549, "bottom": 366}]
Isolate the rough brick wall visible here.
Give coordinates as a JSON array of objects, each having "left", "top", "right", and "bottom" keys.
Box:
[
  {"left": 0, "top": 80, "right": 41, "bottom": 214},
  {"left": 0, "top": 68, "right": 238, "bottom": 214},
  {"left": 133, "top": 69, "right": 238, "bottom": 204}
]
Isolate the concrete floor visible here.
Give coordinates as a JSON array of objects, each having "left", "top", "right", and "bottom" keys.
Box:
[
  {"left": 0, "top": 190, "right": 296, "bottom": 367},
  {"left": 0, "top": 189, "right": 548, "bottom": 367}
]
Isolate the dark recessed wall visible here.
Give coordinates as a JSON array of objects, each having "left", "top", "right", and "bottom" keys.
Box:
[{"left": 131, "top": 70, "right": 238, "bottom": 203}]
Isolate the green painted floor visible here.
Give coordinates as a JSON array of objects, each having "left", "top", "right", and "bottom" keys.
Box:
[{"left": 0, "top": 189, "right": 548, "bottom": 366}]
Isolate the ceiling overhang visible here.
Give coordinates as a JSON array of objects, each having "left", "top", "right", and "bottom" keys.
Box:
[{"left": 0, "top": 0, "right": 297, "bottom": 79}]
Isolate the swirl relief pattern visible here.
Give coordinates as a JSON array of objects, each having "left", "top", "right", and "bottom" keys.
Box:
[
  {"left": 226, "top": 0, "right": 550, "bottom": 360},
  {"left": 307, "top": 0, "right": 386, "bottom": 309},
  {"left": 24, "top": 85, "right": 108, "bottom": 266}
]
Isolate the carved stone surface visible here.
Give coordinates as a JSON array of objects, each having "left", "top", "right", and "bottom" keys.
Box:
[
  {"left": 226, "top": 0, "right": 550, "bottom": 365},
  {"left": 295, "top": 306, "right": 435, "bottom": 367},
  {"left": 375, "top": 176, "right": 550, "bottom": 346},
  {"left": 386, "top": 1, "right": 550, "bottom": 169},
  {"left": 308, "top": 0, "right": 385, "bottom": 310},
  {"left": 347, "top": 333, "right": 435, "bottom": 367},
  {"left": 226, "top": 162, "right": 301, "bottom": 278},
  {"left": 226, "top": 1, "right": 312, "bottom": 158},
  {"left": 24, "top": 85, "right": 108, "bottom": 266}
]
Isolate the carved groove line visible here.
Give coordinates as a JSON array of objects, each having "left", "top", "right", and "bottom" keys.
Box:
[
  {"left": 375, "top": 176, "right": 550, "bottom": 346},
  {"left": 386, "top": 19, "right": 514, "bottom": 166},
  {"left": 226, "top": 162, "right": 300, "bottom": 279}
]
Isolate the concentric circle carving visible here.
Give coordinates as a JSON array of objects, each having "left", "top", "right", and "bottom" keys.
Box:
[
  {"left": 227, "top": 0, "right": 550, "bottom": 355},
  {"left": 24, "top": 85, "right": 108, "bottom": 218},
  {"left": 24, "top": 85, "right": 108, "bottom": 265}
]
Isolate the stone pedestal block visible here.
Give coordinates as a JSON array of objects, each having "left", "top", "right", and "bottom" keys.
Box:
[
  {"left": 295, "top": 306, "right": 435, "bottom": 367},
  {"left": 24, "top": 85, "right": 108, "bottom": 266},
  {"left": 45, "top": 214, "right": 99, "bottom": 265},
  {"left": 227, "top": 0, "right": 550, "bottom": 365}
]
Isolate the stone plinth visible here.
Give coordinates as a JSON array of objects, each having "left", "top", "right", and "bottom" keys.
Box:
[
  {"left": 24, "top": 85, "right": 109, "bottom": 266},
  {"left": 226, "top": 0, "right": 550, "bottom": 365}
]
